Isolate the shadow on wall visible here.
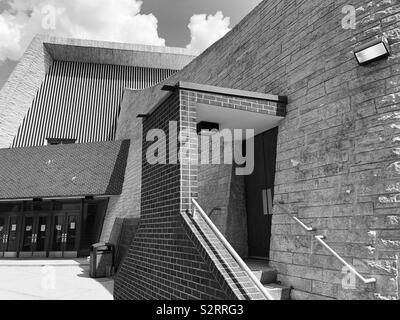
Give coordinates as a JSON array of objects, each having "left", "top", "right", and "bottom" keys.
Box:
[
  {"left": 198, "top": 162, "right": 248, "bottom": 258},
  {"left": 108, "top": 217, "right": 140, "bottom": 269}
]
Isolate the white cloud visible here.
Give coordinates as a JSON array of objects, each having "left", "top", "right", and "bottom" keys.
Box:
[
  {"left": 0, "top": 0, "right": 166, "bottom": 62},
  {"left": 186, "top": 11, "right": 231, "bottom": 55},
  {"left": 0, "top": 13, "right": 23, "bottom": 61}
]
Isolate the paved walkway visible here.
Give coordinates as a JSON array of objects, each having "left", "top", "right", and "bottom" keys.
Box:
[{"left": 0, "top": 259, "right": 113, "bottom": 300}]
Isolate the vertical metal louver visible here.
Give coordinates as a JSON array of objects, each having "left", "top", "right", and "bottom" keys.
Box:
[{"left": 12, "top": 61, "right": 176, "bottom": 148}]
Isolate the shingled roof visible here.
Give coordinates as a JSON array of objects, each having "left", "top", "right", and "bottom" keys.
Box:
[{"left": 0, "top": 140, "right": 130, "bottom": 200}]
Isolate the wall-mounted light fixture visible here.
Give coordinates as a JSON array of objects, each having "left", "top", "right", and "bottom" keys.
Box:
[
  {"left": 354, "top": 36, "right": 391, "bottom": 65},
  {"left": 196, "top": 121, "right": 220, "bottom": 135}
]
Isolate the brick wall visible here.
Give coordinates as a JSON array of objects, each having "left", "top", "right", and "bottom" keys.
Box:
[
  {"left": 116, "top": 0, "right": 400, "bottom": 300},
  {"left": 115, "top": 90, "right": 266, "bottom": 300},
  {"left": 115, "top": 92, "right": 232, "bottom": 299}
]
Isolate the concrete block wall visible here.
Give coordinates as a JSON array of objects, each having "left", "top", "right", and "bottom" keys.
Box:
[
  {"left": 108, "top": 216, "right": 140, "bottom": 269},
  {"left": 0, "top": 35, "right": 53, "bottom": 148},
  {"left": 116, "top": 0, "right": 400, "bottom": 300},
  {"left": 198, "top": 161, "right": 249, "bottom": 258},
  {"left": 100, "top": 91, "right": 144, "bottom": 242}
]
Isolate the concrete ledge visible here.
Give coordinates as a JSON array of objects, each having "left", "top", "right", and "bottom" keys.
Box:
[
  {"left": 163, "top": 81, "right": 288, "bottom": 103},
  {"left": 43, "top": 35, "right": 196, "bottom": 70}
]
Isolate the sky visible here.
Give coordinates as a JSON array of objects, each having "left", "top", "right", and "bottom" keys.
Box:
[{"left": 0, "top": 0, "right": 262, "bottom": 89}]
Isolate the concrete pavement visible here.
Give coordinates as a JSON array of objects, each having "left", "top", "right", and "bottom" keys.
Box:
[{"left": 0, "top": 259, "right": 113, "bottom": 300}]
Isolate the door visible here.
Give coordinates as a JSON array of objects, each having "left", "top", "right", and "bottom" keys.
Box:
[
  {"left": 50, "top": 213, "right": 80, "bottom": 258},
  {"left": 0, "top": 215, "right": 21, "bottom": 258},
  {"left": 34, "top": 215, "right": 50, "bottom": 257},
  {"left": 19, "top": 215, "right": 35, "bottom": 258},
  {"left": 19, "top": 214, "right": 51, "bottom": 258},
  {"left": 0, "top": 216, "right": 6, "bottom": 257},
  {"left": 245, "top": 128, "right": 278, "bottom": 259}
]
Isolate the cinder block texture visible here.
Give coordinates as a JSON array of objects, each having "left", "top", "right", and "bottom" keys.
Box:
[
  {"left": 198, "top": 161, "right": 249, "bottom": 258},
  {"left": 100, "top": 91, "right": 144, "bottom": 242},
  {"left": 108, "top": 217, "right": 141, "bottom": 269},
  {"left": 116, "top": 0, "right": 400, "bottom": 300}
]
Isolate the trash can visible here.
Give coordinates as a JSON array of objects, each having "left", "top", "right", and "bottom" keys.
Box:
[{"left": 89, "top": 242, "right": 115, "bottom": 278}]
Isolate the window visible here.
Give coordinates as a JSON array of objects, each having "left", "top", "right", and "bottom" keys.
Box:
[
  {"left": 0, "top": 203, "right": 21, "bottom": 213},
  {"left": 46, "top": 138, "right": 77, "bottom": 146},
  {"left": 53, "top": 200, "right": 81, "bottom": 211}
]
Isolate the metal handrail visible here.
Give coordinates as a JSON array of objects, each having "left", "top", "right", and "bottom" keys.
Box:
[
  {"left": 275, "top": 202, "right": 314, "bottom": 231},
  {"left": 315, "top": 236, "right": 376, "bottom": 284},
  {"left": 191, "top": 199, "right": 274, "bottom": 300},
  {"left": 276, "top": 202, "right": 376, "bottom": 285}
]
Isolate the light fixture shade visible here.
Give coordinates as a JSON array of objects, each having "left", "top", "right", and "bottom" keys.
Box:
[
  {"left": 354, "top": 37, "right": 391, "bottom": 65},
  {"left": 196, "top": 121, "right": 220, "bottom": 135}
]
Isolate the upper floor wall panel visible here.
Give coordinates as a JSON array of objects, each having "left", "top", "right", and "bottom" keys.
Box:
[{"left": 11, "top": 61, "right": 177, "bottom": 148}]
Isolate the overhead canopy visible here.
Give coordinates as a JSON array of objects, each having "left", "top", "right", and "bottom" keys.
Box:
[
  {"left": 0, "top": 140, "right": 130, "bottom": 200},
  {"left": 161, "top": 81, "right": 287, "bottom": 138}
]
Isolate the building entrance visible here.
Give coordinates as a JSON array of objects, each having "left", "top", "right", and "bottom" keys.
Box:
[
  {"left": 245, "top": 127, "right": 278, "bottom": 260},
  {"left": 50, "top": 212, "right": 80, "bottom": 258},
  {"left": 20, "top": 213, "right": 51, "bottom": 258},
  {"left": 0, "top": 199, "right": 108, "bottom": 259},
  {"left": 0, "top": 214, "right": 20, "bottom": 258}
]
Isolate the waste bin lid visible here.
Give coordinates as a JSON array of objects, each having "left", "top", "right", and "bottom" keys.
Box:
[{"left": 91, "top": 242, "right": 113, "bottom": 251}]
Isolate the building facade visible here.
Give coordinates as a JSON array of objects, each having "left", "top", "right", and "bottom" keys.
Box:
[
  {"left": 0, "top": 35, "right": 195, "bottom": 259},
  {"left": 1, "top": 0, "right": 400, "bottom": 300}
]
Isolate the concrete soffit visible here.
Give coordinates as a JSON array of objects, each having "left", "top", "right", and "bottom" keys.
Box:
[
  {"left": 136, "top": 81, "right": 288, "bottom": 136},
  {"left": 42, "top": 36, "right": 197, "bottom": 70}
]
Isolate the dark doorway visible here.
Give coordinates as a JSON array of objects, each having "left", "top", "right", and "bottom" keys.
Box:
[
  {"left": 0, "top": 214, "right": 21, "bottom": 258},
  {"left": 79, "top": 200, "right": 108, "bottom": 257},
  {"left": 245, "top": 127, "right": 278, "bottom": 259},
  {"left": 49, "top": 212, "right": 80, "bottom": 258},
  {"left": 0, "top": 199, "right": 109, "bottom": 259},
  {"left": 19, "top": 213, "right": 51, "bottom": 258}
]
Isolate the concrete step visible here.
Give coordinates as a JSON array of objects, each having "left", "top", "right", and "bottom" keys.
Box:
[
  {"left": 263, "top": 283, "right": 291, "bottom": 300},
  {"left": 245, "top": 259, "right": 277, "bottom": 284}
]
